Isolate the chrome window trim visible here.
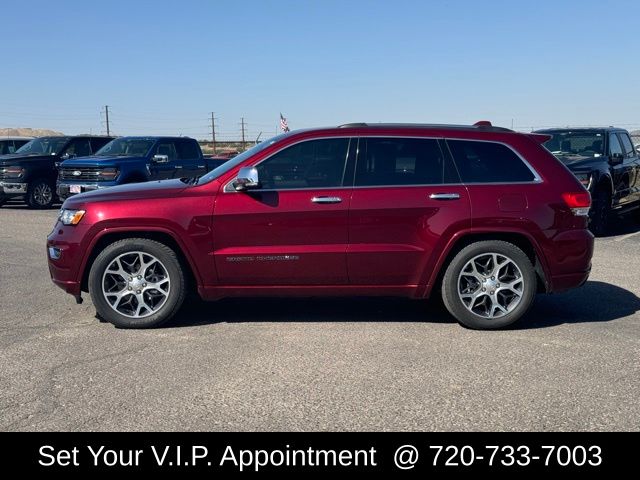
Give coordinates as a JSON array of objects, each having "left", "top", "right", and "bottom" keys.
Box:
[
  {"left": 443, "top": 137, "right": 542, "bottom": 184},
  {"left": 223, "top": 134, "right": 543, "bottom": 193},
  {"left": 223, "top": 135, "right": 353, "bottom": 193}
]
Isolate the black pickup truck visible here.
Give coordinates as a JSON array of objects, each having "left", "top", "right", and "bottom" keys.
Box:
[
  {"left": 0, "top": 135, "right": 113, "bottom": 208},
  {"left": 535, "top": 127, "right": 640, "bottom": 235}
]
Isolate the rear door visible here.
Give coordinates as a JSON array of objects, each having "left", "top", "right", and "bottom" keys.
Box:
[
  {"left": 213, "top": 137, "right": 353, "bottom": 285},
  {"left": 347, "top": 136, "right": 470, "bottom": 287},
  {"left": 175, "top": 139, "right": 205, "bottom": 177}
]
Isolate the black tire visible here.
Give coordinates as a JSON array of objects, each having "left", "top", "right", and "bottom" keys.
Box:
[
  {"left": 88, "top": 238, "right": 186, "bottom": 328},
  {"left": 589, "top": 188, "right": 610, "bottom": 236},
  {"left": 441, "top": 240, "right": 536, "bottom": 330},
  {"left": 26, "top": 178, "right": 55, "bottom": 209}
]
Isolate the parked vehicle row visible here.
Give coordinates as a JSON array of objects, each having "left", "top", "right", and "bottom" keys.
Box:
[
  {"left": 46, "top": 122, "right": 594, "bottom": 330},
  {"left": 0, "top": 135, "right": 224, "bottom": 208},
  {"left": 536, "top": 127, "right": 640, "bottom": 235}
]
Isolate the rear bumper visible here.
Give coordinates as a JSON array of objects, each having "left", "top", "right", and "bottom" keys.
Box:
[{"left": 545, "top": 228, "right": 594, "bottom": 293}]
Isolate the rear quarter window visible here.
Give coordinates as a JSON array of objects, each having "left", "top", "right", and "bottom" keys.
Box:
[{"left": 447, "top": 140, "right": 536, "bottom": 183}]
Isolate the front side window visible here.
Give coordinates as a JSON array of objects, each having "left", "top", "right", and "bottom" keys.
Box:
[
  {"left": 447, "top": 140, "right": 536, "bottom": 183},
  {"left": 155, "top": 142, "right": 177, "bottom": 161},
  {"left": 355, "top": 137, "right": 454, "bottom": 186},
  {"left": 618, "top": 133, "right": 635, "bottom": 158},
  {"left": 256, "top": 138, "right": 349, "bottom": 189},
  {"left": 609, "top": 134, "right": 623, "bottom": 156}
]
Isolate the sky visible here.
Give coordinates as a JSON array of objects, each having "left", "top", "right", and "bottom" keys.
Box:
[{"left": 1, "top": 0, "right": 639, "bottom": 139}]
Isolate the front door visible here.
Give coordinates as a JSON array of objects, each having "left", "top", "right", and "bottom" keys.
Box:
[
  {"left": 347, "top": 136, "right": 471, "bottom": 286},
  {"left": 213, "top": 137, "right": 354, "bottom": 285},
  {"left": 609, "top": 132, "right": 634, "bottom": 208},
  {"left": 149, "top": 141, "right": 178, "bottom": 180}
]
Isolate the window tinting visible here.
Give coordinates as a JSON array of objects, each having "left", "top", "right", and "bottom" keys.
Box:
[
  {"left": 176, "top": 140, "right": 200, "bottom": 159},
  {"left": 609, "top": 134, "right": 623, "bottom": 156},
  {"left": 256, "top": 138, "right": 349, "bottom": 189},
  {"left": 156, "top": 142, "right": 177, "bottom": 161},
  {"left": 355, "top": 137, "right": 454, "bottom": 186},
  {"left": 619, "top": 133, "right": 635, "bottom": 157},
  {"left": 447, "top": 140, "right": 535, "bottom": 183},
  {"left": 66, "top": 138, "right": 91, "bottom": 157}
]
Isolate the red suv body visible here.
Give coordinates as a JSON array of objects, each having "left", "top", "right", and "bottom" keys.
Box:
[{"left": 47, "top": 123, "right": 594, "bottom": 329}]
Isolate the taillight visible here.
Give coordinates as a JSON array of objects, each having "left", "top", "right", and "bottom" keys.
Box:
[{"left": 562, "top": 192, "right": 591, "bottom": 216}]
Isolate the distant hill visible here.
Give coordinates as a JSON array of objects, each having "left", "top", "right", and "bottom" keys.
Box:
[{"left": 0, "top": 127, "right": 64, "bottom": 137}]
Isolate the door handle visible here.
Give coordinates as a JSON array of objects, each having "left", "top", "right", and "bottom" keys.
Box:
[
  {"left": 197, "top": 165, "right": 205, "bottom": 169},
  {"left": 311, "top": 196, "right": 342, "bottom": 204},
  {"left": 175, "top": 165, "right": 183, "bottom": 169},
  {"left": 429, "top": 193, "right": 460, "bottom": 200}
]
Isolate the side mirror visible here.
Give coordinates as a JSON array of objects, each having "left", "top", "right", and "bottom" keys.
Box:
[
  {"left": 152, "top": 154, "right": 169, "bottom": 164},
  {"left": 610, "top": 152, "right": 624, "bottom": 165},
  {"left": 60, "top": 153, "right": 73, "bottom": 160},
  {"left": 233, "top": 167, "right": 260, "bottom": 191}
]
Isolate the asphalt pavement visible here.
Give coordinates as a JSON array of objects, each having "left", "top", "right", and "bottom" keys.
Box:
[{"left": 1, "top": 203, "right": 639, "bottom": 431}]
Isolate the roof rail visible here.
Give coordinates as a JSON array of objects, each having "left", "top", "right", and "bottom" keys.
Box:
[{"left": 336, "top": 122, "right": 513, "bottom": 132}]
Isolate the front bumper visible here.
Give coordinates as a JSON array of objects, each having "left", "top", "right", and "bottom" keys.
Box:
[
  {"left": 57, "top": 181, "right": 110, "bottom": 199},
  {"left": 0, "top": 181, "right": 28, "bottom": 197}
]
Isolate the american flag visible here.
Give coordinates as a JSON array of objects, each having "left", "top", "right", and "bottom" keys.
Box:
[{"left": 280, "top": 113, "right": 290, "bottom": 132}]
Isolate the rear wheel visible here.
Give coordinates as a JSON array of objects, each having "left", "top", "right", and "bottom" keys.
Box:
[
  {"left": 26, "top": 178, "right": 55, "bottom": 209},
  {"left": 589, "top": 188, "right": 610, "bottom": 236},
  {"left": 88, "top": 238, "right": 186, "bottom": 328},
  {"left": 441, "top": 241, "right": 536, "bottom": 329}
]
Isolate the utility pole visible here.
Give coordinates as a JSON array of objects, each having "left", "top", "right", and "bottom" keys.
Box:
[
  {"left": 104, "top": 105, "right": 110, "bottom": 136},
  {"left": 240, "top": 117, "right": 246, "bottom": 151},
  {"left": 209, "top": 112, "right": 217, "bottom": 154}
]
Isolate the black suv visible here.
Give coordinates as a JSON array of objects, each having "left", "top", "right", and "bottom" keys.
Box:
[
  {"left": 535, "top": 127, "right": 640, "bottom": 234},
  {"left": 0, "top": 135, "right": 113, "bottom": 208}
]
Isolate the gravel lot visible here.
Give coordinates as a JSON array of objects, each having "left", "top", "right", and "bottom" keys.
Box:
[{"left": 1, "top": 203, "right": 639, "bottom": 431}]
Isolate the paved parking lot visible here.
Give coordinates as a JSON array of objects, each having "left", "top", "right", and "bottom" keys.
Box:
[{"left": 1, "top": 203, "right": 639, "bottom": 431}]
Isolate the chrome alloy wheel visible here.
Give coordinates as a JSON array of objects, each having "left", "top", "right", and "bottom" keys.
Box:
[
  {"left": 457, "top": 253, "right": 524, "bottom": 319},
  {"left": 33, "top": 183, "right": 53, "bottom": 205},
  {"left": 101, "top": 251, "right": 171, "bottom": 318}
]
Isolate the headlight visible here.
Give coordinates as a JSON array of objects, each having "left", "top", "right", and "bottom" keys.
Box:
[
  {"left": 59, "top": 209, "right": 86, "bottom": 226},
  {"left": 2, "top": 166, "right": 24, "bottom": 178},
  {"left": 574, "top": 173, "right": 591, "bottom": 188},
  {"left": 98, "top": 168, "right": 119, "bottom": 180}
]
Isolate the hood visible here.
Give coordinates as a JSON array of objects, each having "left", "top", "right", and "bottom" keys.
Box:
[
  {"left": 0, "top": 153, "right": 54, "bottom": 165},
  {"left": 553, "top": 154, "right": 606, "bottom": 170},
  {"left": 63, "top": 178, "right": 189, "bottom": 207},
  {"left": 61, "top": 155, "right": 145, "bottom": 168}
]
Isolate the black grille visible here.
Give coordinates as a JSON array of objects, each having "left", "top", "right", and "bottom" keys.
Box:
[{"left": 59, "top": 167, "right": 102, "bottom": 181}]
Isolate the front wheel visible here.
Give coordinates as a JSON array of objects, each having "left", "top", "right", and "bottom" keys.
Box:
[
  {"left": 26, "top": 178, "right": 55, "bottom": 209},
  {"left": 441, "top": 241, "right": 536, "bottom": 329},
  {"left": 88, "top": 238, "right": 186, "bottom": 328}
]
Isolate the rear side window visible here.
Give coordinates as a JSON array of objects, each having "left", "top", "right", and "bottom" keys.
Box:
[
  {"left": 176, "top": 140, "right": 200, "bottom": 159},
  {"left": 447, "top": 140, "right": 536, "bottom": 183},
  {"left": 355, "top": 137, "right": 457, "bottom": 186},
  {"left": 256, "top": 138, "right": 349, "bottom": 189}
]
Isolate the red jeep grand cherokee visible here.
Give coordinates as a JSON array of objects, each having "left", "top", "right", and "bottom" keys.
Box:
[{"left": 47, "top": 122, "right": 594, "bottom": 329}]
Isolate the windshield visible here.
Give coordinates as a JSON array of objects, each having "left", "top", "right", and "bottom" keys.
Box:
[
  {"left": 543, "top": 131, "right": 605, "bottom": 157},
  {"left": 197, "top": 133, "right": 290, "bottom": 184},
  {"left": 95, "top": 138, "right": 155, "bottom": 156},
  {"left": 15, "top": 137, "right": 69, "bottom": 155}
]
